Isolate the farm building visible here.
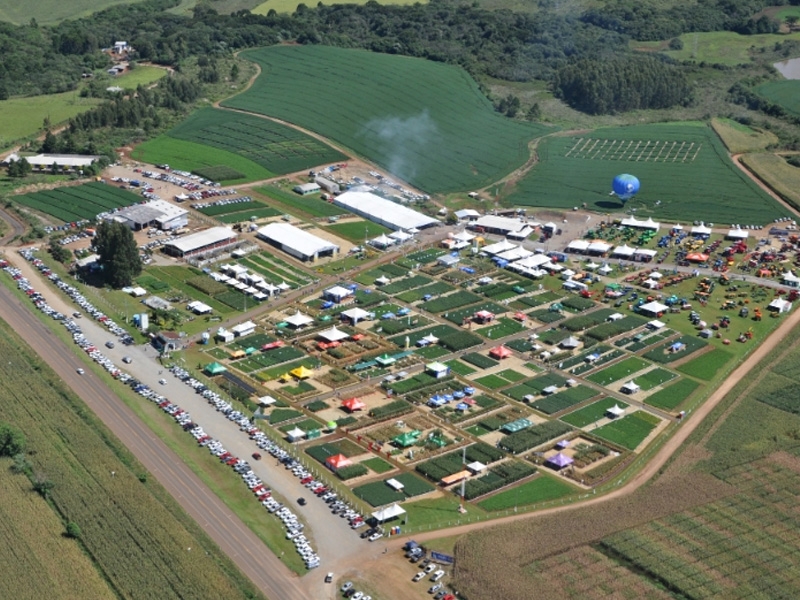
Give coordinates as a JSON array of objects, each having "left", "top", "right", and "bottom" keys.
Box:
[
  {"left": 333, "top": 190, "right": 439, "bottom": 231},
  {"left": 109, "top": 199, "right": 188, "bottom": 231},
  {"left": 621, "top": 216, "right": 660, "bottom": 231},
  {"left": 256, "top": 222, "right": 339, "bottom": 262},
  {"left": 314, "top": 176, "right": 340, "bottom": 194},
  {"left": 470, "top": 215, "right": 533, "bottom": 238},
  {"left": 163, "top": 227, "right": 238, "bottom": 258},
  {"left": 4, "top": 152, "right": 103, "bottom": 173},
  {"left": 187, "top": 301, "right": 212, "bottom": 314},
  {"left": 426, "top": 362, "right": 450, "bottom": 379},
  {"left": 293, "top": 182, "right": 321, "bottom": 195},
  {"left": 231, "top": 321, "right": 257, "bottom": 337},
  {"left": 454, "top": 209, "right": 480, "bottom": 221}
]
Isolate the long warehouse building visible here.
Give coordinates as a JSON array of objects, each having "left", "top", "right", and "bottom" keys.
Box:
[
  {"left": 256, "top": 222, "right": 339, "bottom": 262},
  {"left": 163, "top": 226, "right": 238, "bottom": 258},
  {"left": 333, "top": 190, "right": 439, "bottom": 231}
]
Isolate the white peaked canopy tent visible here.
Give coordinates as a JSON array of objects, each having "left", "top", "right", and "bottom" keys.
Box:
[{"left": 371, "top": 503, "right": 407, "bottom": 523}]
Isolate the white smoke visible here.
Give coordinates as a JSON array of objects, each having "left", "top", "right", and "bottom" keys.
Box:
[{"left": 361, "top": 110, "right": 439, "bottom": 182}]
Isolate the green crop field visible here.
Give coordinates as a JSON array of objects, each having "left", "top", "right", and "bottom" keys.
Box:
[
  {"left": 677, "top": 348, "right": 733, "bottom": 380},
  {"left": 253, "top": 185, "right": 351, "bottom": 218},
  {"left": 224, "top": 46, "right": 550, "bottom": 193},
  {"left": 756, "top": 80, "right": 800, "bottom": 118},
  {"left": 644, "top": 378, "right": 700, "bottom": 411},
  {"left": 134, "top": 108, "right": 346, "bottom": 183},
  {"left": 741, "top": 153, "right": 800, "bottom": 209},
  {"left": 0, "top": 91, "right": 101, "bottom": 147},
  {"left": 477, "top": 474, "right": 576, "bottom": 511},
  {"left": 13, "top": 182, "right": 142, "bottom": 223},
  {"left": 592, "top": 411, "right": 661, "bottom": 450},
  {"left": 508, "top": 122, "right": 789, "bottom": 224},
  {"left": 587, "top": 356, "right": 650, "bottom": 386},
  {"left": 561, "top": 397, "right": 627, "bottom": 428},
  {"left": 0, "top": 0, "right": 135, "bottom": 24},
  {"left": 325, "top": 220, "right": 392, "bottom": 243},
  {"left": 634, "top": 368, "right": 677, "bottom": 391}
]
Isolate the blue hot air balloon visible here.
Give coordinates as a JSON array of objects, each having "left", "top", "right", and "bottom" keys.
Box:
[{"left": 612, "top": 174, "right": 640, "bottom": 203}]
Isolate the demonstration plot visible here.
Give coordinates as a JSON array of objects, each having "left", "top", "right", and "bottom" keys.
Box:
[
  {"left": 509, "top": 122, "right": 788, "bottom": 224},
  {"left": 13, "top": 182, "right": 141, "bottom": 223}
]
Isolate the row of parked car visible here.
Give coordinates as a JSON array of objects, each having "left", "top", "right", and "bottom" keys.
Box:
[
  {"left": 168, "top": 365, "right": 327, "bottom": 569},
  {"left": 19, "top": 249, "right": 134, "bottom": 345},
  {"left": 190, "top": 195, "right": 253, "bottom": 211}
]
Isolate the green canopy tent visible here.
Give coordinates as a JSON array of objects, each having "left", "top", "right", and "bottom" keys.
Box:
[
  {"left": 204, "top": 362, "right": 227, "bottom": 375},
  {"left": 392, "top": 430, "right": 421, "bottom": 448}
]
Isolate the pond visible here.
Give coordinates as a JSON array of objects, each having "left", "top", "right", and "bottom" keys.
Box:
[{"left": 774, "top": 57, "right": 800, "bottom": 79}]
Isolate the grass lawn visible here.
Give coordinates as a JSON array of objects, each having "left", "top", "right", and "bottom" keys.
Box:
[
  {"left": 677, "top": 349, "right": 733, "bottom": 381},
  {"left": 632, "top": 31, "right": 800, "bottom": 66},
  {"left": 561, "top": 397, "right": 628, "bottom": 428},
  {"left": 645, "top": 378, "right": 700, "bottom": 411},
  {"left": 592, "top": 411, "right": 661, "bottom": 450},
  {"left": 477, "top": 474, "right": 576, "bottom": 511},
  {"left": 497, "top": 369, "right": 527, "bottom": 382},
  {"left": 115, "top": 66, "right": 168, "bottom": 88},
  {"left": 325, "top": 220, "right": 391, "bottom": 243},
  {"left": 587, "top": 357, "right": 650, "bottom": 386},
  {"left": 403, "top": 496, "right": 488, "bottom": 529},
  {"left": 0, "top": 91, "right": 100, "bottom": 146},
  {"left": 253, "top": 184, "right": 350, "bottom": 218},
  {"left": 362, "top": 457, "right": 394, "bottom": 474},
  {"left": 710, "top": 118, "right": 778, "bottom": 154}
]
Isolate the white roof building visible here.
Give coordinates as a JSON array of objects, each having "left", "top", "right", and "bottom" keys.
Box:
[
  {"left": 482, "top": 239, "right": 518, "bottom": 255},
  {"left": 471, "top": 215, "right": 531, "bottom": 237},
  {"left": 691, "top": 224, "right": 712, "bottom": 236},
  {"left": 497, "top": 247, "right": 533, "bottom": 262},
  {"left": 256, "top": 223, "right": 339, "bottom": 262},
  {"left": 333, "top": 191, "right": 439, "bottom": 231},
  {"left": 587, "top": 241, "right": 612, "bottom": 255},
  {"left": 727, "top": 228, "right": 749, "bottom": 239},
  {"left": 567, "top": 240, "right": 590, "bottom": 253},
  {"left": 324, "top": 285, "right": 353, "bottom": 302},
  {"left": 5, "top": 153, "right": 102, "bottom": 171},
  {"left": 231, "top": 321, "right": 257, "bottom": 337},
  {"left": 163, "top": 227, "right": 237, "bottom": 258},
  {"left": 187, "top": 300, "right": 212, "bottom": 314},
  {"left": 769, "top": 298, "right": 793, "bottom": 313}
]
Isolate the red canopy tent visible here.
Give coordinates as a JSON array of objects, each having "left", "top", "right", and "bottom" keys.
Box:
[
  {"left": 341, "top": 397, "right": 366, "bottom": 412},
  {"left": 473, "top": 310, "right": 495, "bottom": 323},
  {"left": 686, "top": 252, "right": 710, "bottom": 263},
  {"left": 513, "top": 312, "right": 527, "bottom": 321},
  {"left": 325, "top": 453, "right": 352, "bottom": 470},
  {"left": 489, "top": 345, "right": 513, "bottom": 359}
]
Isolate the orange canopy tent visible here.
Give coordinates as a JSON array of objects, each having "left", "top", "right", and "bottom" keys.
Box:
[
  {"left": 341, "top": 397, "right": 366, "bottom": 412},
  {"left": 325, "top": 453, "right": 352, "bottom": 470},
  {"left": 489, "top": 345, "right": 513, "bottom": 359},
  {"left": 686, "top": 252, "right": 710, "bottom": 263}
]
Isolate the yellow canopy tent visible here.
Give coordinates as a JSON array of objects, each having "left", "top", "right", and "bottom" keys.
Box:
[
  {"left": 229, "top": 349, "right": 246, "bottom": 359},
  {"left": 290, "top": 365, "right": 314, "bottom": 380},
  {"left": 279, "top": 372, "right": 293, "bottom": 382}
]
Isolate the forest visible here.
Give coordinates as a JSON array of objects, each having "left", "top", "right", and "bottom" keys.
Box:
[{"left": 0, "top": 0, "right": 789, "bottom": 113}]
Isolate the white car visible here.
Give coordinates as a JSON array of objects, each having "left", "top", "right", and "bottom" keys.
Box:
[
  {"left": 159, "top": 378, "right": 167, "bottom": 385},
  {"left": 413, "top": 572, "right": 425, "bottom": 582},
  {"left": 76, "top": 368, "right": 84, "bottom": 375},
  {"left": 368, "top": 532, "right": 383, "bottom": 542}
]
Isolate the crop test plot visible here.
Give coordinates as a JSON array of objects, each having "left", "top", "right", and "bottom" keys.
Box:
[{"left": 565, "top": 138, "right": 701, "bottom": 163}]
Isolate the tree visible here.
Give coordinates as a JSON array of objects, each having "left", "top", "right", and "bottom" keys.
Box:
[
  {"left": 48, "top": 238, "right": 73, "bottom": 264},
  {"left": 526, "top": 102, "right": 542, "bottom": 121},
  {"left": 0, "top": 423, "right": 25, "bottom": 457},
  {"left": 32, "top": 472, "right": 54, "bottom": 499},
  {"left": 94, "top": 220, "right": 142, "bottom": 288},
  {"left": 65, "top": 522, "right": 82, "bottom": 539},
  {"left": 230, "top": 63, "right": 239, "bottom": 81},
  {"left": 41, "top": 130, "right": 58, "bottom": 153}
]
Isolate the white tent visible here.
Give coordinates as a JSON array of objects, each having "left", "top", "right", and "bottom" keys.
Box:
[
  {"left": 621, "top": 382, "right": 640, "bottom": 394},
  {"left": 727, "top": 228, "right": 749, "bottom": 239},
  {"left": 639, "top": 301, "right": 668, "bottom": 316},
  {"left": 612, "top": 244, "right": 635, "bottom": 258},
  {"left": 318, "top": 326, "right": 350, "bottom": 342},
  {"left": 375, "top": 275, "right": 391, "bottom": 286},
  {"left": 341, "top": 307, "right": 372, "bottom": 323},
  {"left": 606, "top": 404, "right": 625, "bottom": 418},
  {"left": 567, "top": 240, "right": 590, "bottom": 253},
  {"left": 390, "top": 230, "right": 413, "bottom": 243},
  {"left": 370, "top": 234, "right": 395, "bottom": 249},
  {"left": 286, "top": 427, "right": 306, "bottom": 442},
  {"left": 371, "top": 503, "right": 407, "bottom": 523},
  {"left": 782, "top": 272, "right": 800, "bottom": 287},
  {"left": 285, "top": 311, "right": 314, "bottom": 328}
]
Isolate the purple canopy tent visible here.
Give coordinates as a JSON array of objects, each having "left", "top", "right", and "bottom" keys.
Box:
[{"left": 546, "top": 452, "right": 574, "bottom": 470}]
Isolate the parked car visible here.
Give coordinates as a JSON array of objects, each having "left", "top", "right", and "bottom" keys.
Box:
[{"left": 325, "top": 572, "right": 333, "bottom": 583}]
